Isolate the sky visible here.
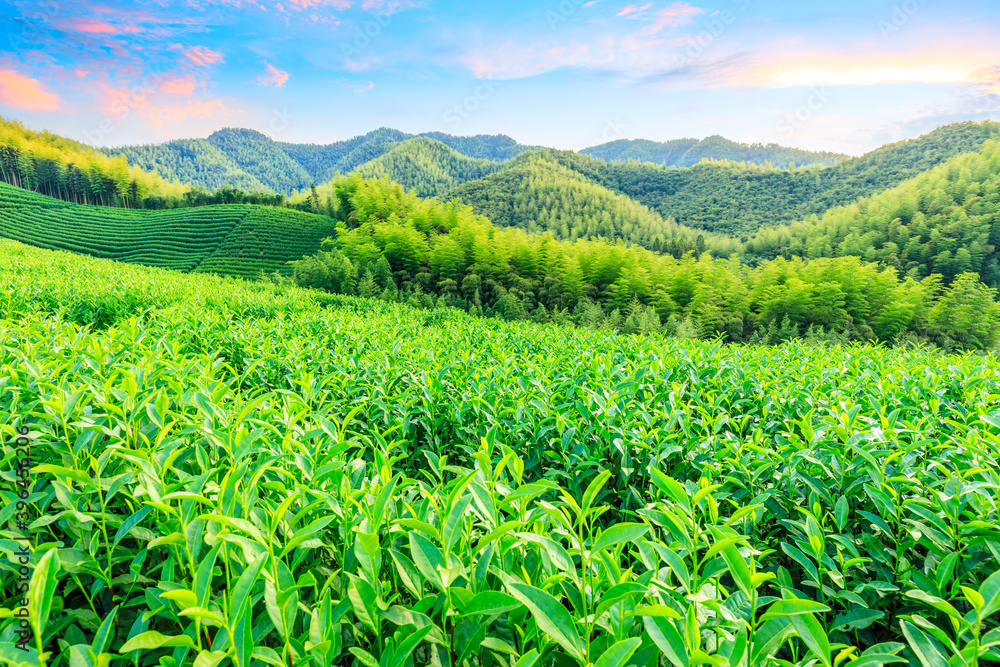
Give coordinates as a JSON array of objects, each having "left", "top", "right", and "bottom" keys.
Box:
[{"left": 0, "top": 0, "right": 999, "bottom": 155}]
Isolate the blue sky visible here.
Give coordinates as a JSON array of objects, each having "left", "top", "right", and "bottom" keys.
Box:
[{"left": 1, "top": 0, "right": 998, "bottom": 154}]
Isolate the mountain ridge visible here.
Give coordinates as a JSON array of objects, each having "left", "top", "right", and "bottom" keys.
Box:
[
  {"left": 581, "top": 135, "right": 849, "bottom": 168},
  {"left": 104, "top": 126, "right": 849, "bottom": 195}
]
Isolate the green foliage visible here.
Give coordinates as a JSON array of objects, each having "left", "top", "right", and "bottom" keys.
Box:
[
  {"left": 581, "top": 134, "right": 848, "bottom": 168},
  {"left": 110, "top": 127, "right": 539, "bottom": 194},
  {"left": 2, "top": 239, "right": 1000, "bottom": 666},
  {"left": 0, "top": 182, "right": 333, "bottom": 277},
  {"left": 746, "top": 139, "right": 1000, "bottom": 289},
  {"left": 293, "top": 175, "right": 1000, "bottom": 348},
  {"left": 106, "top": 137, "right": 272, "bottom": 193},
  {"left": 0, "top": 116, "right": 188, "bottom": 208},
  {"left": 354, "top": 138, "right": 505, "bottom": 197},
  {"left": 568, "top": 121, "right": 1000, "bottom": 237},
  {"left": 443, "top": 150, "right": 740, "bottom": 256}
]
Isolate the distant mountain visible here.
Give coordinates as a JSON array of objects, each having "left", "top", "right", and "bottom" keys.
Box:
[
  {"left": 106, "top": 128, "right": 540, "bottom": 194},
  {"left": 562, "top": 121, "right": 1000, "bottom": 237},
  {"left": 354, "top": 137, "right": 505, "bottom": 197},
  {"left": 277, "top": 128, "right": 413, "bottom": 186},
  {"left": 442, "top": 149, "right": 741, "bottom": 257},
  {"left": 420, "top": 132, "right": 542, "bottom": 161},
  {"left": 110, "top": 138, "right": 270, "bottom": 193},
  {"left": 106, "top": 127, "right": 848, "bottom": 196},
  {"left": 581, "top": 135, "right": 849, "bottom": 168}
]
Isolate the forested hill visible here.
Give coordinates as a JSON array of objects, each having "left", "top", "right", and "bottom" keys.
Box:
[
  {"left": 105, "top": 125, "right": 861, "bottom": 196},
  {"left": 554, "top": 120, "right": 1000, "bottom": 237},
  {"left": 581, "top": 135, "right": 849, "bottom": 168},
  {"left": 107, "top": 128, "right": 542, "bottom": 194},
  {"left": 745, "top": 138, "right": 1000, "bottom": 288},
  {"left": 353, "top": 138, "right": 506, "bottom": 197},
  {"left": 440, "top": 150, "right": 741, "bottom": 257}
]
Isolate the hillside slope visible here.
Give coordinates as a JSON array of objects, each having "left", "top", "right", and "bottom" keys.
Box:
[
  {"left": 582, "top": 135, "right": 848, "bottom": 168},
  {"left": 442, "top": 150, "right": 741, "bottom": 256},
  {"left": 353, "top": 137, "right": 504, "bottom": 197},
  {"left": 108, "top": 138, "right": 270, "bottom": 193},
  {"left": 746, "top": 138, "right": 1000, "bottom": 287},
  {"left": 0, "top": 182, "right": 336, "bottom": 276},
  {"left": 565, "top": 121, "right": 1000, "bottom": 237},
  {"left": 106, "top": 127, "right": 540, "bottom": 194}
]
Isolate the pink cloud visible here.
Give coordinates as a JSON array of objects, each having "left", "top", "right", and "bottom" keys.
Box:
[
  {"left": 183, "top": 46, "right": 225, "bottom": 67},
  {"left": 0, "top": 70, "right": 61, "bottom": 111},
  {"left": 287, "top": 0, "right": 350, "bottom": 8},
  {"left": 342, "top": 80, "right": 375, "bottom": 95},
  {"left": 145, "top": 99, "right": 244, "bottom": 128},
  {"left": 617, "top": 3, "right": 653, "bottom": 17},
  {"left": 160, "top": 75, "right": 198, "bottom": 96},
  {"left": 255, "top": 62, "right": 289, "bottom": 87},
  {"left": 94, "top": 82, "right": 150, "bottom": 116},
  {"left": 72, "top": 20, "right": 141, "bottom": 35},
  {"left": 615, "top": 2, "right": 704, "bottom": 35},
  {"left": 640, "top": 4, "right": 704, "bottom": 34}
]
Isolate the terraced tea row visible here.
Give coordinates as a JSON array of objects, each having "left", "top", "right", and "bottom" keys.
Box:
[{"left": 0, "top": 183, "right": 336, "bottom": 277}]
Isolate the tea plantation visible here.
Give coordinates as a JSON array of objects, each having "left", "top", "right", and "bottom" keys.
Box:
[
  {"left": 1, "top": 239, "right": 999, "bottom": 667},
  {"left": 0, "top": 183, "right": 337, "bottom": 277}
]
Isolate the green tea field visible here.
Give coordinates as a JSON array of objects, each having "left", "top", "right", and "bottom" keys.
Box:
[
  {"left": 0, "top": 183, "right": 337, "bottom": 277},
  {"left": 1, "top": 239, "right": 999, "bottom": 666}
]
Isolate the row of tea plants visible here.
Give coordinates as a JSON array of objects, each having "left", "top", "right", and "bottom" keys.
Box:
[{"left": 0, "top": 240, "right": 998, "bottom": 666}]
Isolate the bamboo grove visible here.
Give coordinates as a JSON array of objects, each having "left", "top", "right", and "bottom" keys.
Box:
[{"left": 289, "top": 175, "right": 1000, "bottom": 350}]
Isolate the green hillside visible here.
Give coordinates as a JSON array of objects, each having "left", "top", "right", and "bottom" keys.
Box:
[
  {"left": 353, "top": 137, "right": 505, "bottom": 197},
  {"left": 582, "top": 135, "right": 848, "bottom": 168},
  {"left": 0, "top": 182, "right": 335, "bottom": 276},
  {"left": 558, "top": 120, "right": 1000, "bottom": 237},
  {"left": 420, "top": 131, "right": 542, "bottom": 160},
  {"left": 104, "top": 137, "right": 270, "bottom": 193},
  {"left": 291, "top": 173, "right": 1000, "bottom": 348},
  {"left": 746, "top": 138, "right": 1000, "bottom": 286},
  {"left": 106, "top": 127, "right": 540, "bottom": 194},
  {"left": 205, "top": 128, "right": 313, "bottom": 193},
  {"left": 278, "top": 127, "right": 412, "bottom": 184},
  {"left": 442, "top": 150, "right": 741, "bottom": 256}
]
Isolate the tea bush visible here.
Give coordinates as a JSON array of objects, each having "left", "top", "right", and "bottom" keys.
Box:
[
  {"left": 0, "top": 184, "right": 334, "bottom": 278},
  {"left": 0, "top": 240, "right": 998, "bottom": 666}
]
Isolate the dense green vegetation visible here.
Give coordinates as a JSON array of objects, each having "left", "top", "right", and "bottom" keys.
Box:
[
  {"left": 0, "top": 117, "right": 187, "bottom": 208},
  {"left": 420, "top": 132, "right": 542, "bottom": 161},
  {"left": 3, "top": 239, "right": 1000, "bottom": 667},
  {"left": 441, "top": 151, "right": 738, "bottom": 256},
  {"left": 195, "top": 208, "right": 338, "bottom": 279},
  {"left": 746, "top": 139, "right": 1000, "bottom": 286},
  {"left": 293, "top": 175, "right": 1000, "bottom": 349},
  {"left": 207, "top": 129, "right": 315, "bottom": 195},
  {"left": 354, "top": 138, "right": 505, "bottom": 197},
  {"left": 0, "top": 182, "right": 332, "bottom": 276},
  {"left": 110, "top": 128, "right": 540, "bottom": 194},
  {"left": 111, "top": 138, "right": 272, "bottom": 194},
  {"left": 551, "top": 121, "right": 1000, "bottom": 237},
  {"left": 581, "top": 135, "right": 847, "bottom": 168}
]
